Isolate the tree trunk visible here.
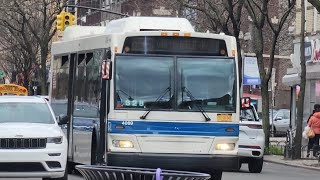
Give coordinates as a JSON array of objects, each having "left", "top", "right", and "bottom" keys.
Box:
[
  {"left": 22, "top": 71, "right": 29, "bottom": 90},
  {"left": 293, "top": 0, "right": 306, "bottom": 159},
  {"left": 261, "top": 79, "right": 270, "bottom": 148},
  {"left": 40, "top": 46, "right": 48, "bottom": 95},
  {"left": 252, "top": 27, "right": 270, "bottom": 149}
]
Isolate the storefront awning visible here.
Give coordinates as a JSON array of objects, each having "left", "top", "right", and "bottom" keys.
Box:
[
  {"left": 282, "top": 73, "right": 300, "bottom": 86},
  {"left": 242, "top": 93, "right": 261, "bottom": 99}
]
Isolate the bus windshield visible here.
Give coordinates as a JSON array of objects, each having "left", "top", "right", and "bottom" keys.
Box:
[
  {"left": 115, "top": 55, "right": 236, "bottom": 112},
  {"left": 178, "top": 57, "right": 235, "bottom": 111},
  {"left": 115, "top": 55, "right": 173, "bottom": 109}
]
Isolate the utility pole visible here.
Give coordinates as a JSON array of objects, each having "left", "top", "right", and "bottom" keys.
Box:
[
  {"left": 65, "top": 5, "right": 129, "bottom": 17},
  {"left": 67, "top": 0, "right": 76, "bottom": 14}
]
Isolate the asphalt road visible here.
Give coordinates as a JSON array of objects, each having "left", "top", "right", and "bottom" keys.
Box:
[{"left": 2, "top": 162, "right": 320, "bottom": 180}]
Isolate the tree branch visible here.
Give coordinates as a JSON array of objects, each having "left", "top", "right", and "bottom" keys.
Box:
[{"left": 308, "top": 0, "right": 320, "bottom": 12}]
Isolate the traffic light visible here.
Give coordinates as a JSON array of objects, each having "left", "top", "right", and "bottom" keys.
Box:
[
  {"left": 56, "top": 11, "right": 66, "bottom": 31},
  {"left": 56, "top": 11, "right": 76, "bottom": 31},
  {"left": 64, "top": 12, "right": 76, "bottom": 29}
]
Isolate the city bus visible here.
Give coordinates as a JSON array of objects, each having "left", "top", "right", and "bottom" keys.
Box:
[
  {"left": 0, "top": 84, "right": 28, "bottom": 96},
  {"left": 50, "top": 16, "right": 240, "bottom": 180}
]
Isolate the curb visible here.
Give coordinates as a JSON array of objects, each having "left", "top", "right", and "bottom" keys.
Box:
[{"left": 264, "top": 159, "right": 320, "bottom": 171}]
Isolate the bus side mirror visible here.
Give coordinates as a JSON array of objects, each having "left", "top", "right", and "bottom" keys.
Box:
[{"left": 57, "top": 114, "right": 68, "bottom": 125}]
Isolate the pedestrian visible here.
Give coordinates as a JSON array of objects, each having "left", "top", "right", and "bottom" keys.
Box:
[
  {"left": 308, "top": 104, "right": 320, "bottom": 157},
  {"left": 306, "top": 105, "right": 318, "bottom": 157}
]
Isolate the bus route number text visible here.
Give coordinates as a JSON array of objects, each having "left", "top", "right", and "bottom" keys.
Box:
[{"left": 122, "top": 121, "right": 133, "bottom": 126}]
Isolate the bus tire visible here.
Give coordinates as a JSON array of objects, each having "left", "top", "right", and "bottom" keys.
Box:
[
  {"left": 67, "top": 161, "right": 75, "bottom": 174},
  {"left": 91, "top": 129, "right": 98, "bottom": 165},
  {"left": 248, "top": 157, "right": 263, "bottom": 173},
  {"left": 237, "top": 162, "right": 242, "bottom": 171},
  {"left": 209, "top": 171, "right": 222, "bottom": 180}
]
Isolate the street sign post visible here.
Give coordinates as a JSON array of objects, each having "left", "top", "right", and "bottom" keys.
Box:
[{"left": 0, "top": 71, "right": 5, "bottom": 78}]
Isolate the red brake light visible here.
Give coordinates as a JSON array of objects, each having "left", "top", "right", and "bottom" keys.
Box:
[{"left": 239, "top": 145, "right": 261, "bottom": 149}]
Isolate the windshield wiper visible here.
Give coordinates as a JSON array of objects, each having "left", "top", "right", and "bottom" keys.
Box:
[
  {"left": 140, "top": 87, "right": 171, "bottom": 120},
  {"left": 182, "top": 87, "right": 211, "bottom": 121}
]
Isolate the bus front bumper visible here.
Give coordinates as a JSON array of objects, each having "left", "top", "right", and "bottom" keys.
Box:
[{"left": 107, "top": 152, "right": 239, "bottom": 172}]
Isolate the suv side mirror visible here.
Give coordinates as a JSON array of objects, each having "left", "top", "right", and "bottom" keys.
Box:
[{"left": 56, "top": 114, "right": 68, "bottom": 125}]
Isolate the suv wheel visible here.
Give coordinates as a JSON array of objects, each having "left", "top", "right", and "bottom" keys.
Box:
[
  {"left": 209, "top": 171, "right": 222, "bottom": 180},
  {"left": 248, "top": 157, "right": 263, "bottom": 173}
]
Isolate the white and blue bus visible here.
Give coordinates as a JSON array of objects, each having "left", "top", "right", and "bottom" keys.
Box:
[{"left": 50, "top": 16, "right": 240, "bottom": 180}]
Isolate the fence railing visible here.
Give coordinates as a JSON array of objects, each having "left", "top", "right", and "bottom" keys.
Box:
[{"left": 76, "top": 165, "right": 211, "bottom": 180}]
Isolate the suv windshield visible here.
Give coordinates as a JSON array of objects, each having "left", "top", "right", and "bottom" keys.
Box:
[
  {"left": 240, "top": 108, "right": 258, "bottom": 121},
  {"left": 115, "top": 55, "right": 236, "bottom": 112},
  {"left": 0, "top": 103, "right": 55, "bottom": 124}
]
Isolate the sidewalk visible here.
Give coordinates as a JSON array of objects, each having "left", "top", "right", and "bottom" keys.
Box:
[{"left": 264, "top": 155, "right": 320, "bottom": 171}]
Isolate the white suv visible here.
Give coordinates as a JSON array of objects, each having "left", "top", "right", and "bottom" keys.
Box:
[
  {"left": 0, "top": 96, "right": 68, "bottom": 180},
  {"left": 238, "top": 103, "right": 265, "bottom": 173}
]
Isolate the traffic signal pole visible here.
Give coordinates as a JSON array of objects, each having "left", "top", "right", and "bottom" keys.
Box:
[{"left": 64, "top": 5, "right": 129, "bottom": 17}]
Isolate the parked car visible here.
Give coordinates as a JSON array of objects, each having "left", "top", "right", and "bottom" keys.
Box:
[
  {"left": 269, "top": 109, "right": 290, "bottom": 136},
  {"left": 239, "top": 100, "right": 265, "bottom": 173},
  {"left": 0, "top": 96, "right": 68, "bottom": 180}
]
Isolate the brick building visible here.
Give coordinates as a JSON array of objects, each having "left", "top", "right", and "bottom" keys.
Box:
[{"left": 283, "top": 0, "right": 320, "bottom": 123}]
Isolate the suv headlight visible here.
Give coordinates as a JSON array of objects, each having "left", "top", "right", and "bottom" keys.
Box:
[{"left": 47, "top": 136, "right": 63, "bottom": 144}]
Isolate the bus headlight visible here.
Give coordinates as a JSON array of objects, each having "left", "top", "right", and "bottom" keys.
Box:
[
  {"left": 216, "top": 143, "right": 235, "bottom": 151},
  {"left": 47, "top": 136, "right": 63, "bottom": 144},
  {"left": 112, "top": 140, "right": 134, "bottom": 148}
]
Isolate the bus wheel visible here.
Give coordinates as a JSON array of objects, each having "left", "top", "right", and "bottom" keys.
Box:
[
  {"left": 209, "top": 171, "right": 222, "bottom": 180},
  {"left": 67, "top": 161, "right": 75, "bottom": 174}
]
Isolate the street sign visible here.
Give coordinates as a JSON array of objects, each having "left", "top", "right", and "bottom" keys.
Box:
[{"left": 0, "top": 71, "right": 5, "bottom": 78}]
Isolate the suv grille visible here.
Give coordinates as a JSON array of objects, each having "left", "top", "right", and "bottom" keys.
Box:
[
  {"left": 0, "top": 162, "right": 46, "bottom": 172},
  {"left": 0, "top": 138, "right": 46, "bottom": 149}
]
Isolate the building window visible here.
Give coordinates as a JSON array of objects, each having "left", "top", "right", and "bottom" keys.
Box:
[{"left": 316, "top": 80, "right": 320, "bottom": 104}]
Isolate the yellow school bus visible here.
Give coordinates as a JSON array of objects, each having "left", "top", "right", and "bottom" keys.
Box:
[{"left": 0, "top": 84, "right": 28, "bottom": 96}]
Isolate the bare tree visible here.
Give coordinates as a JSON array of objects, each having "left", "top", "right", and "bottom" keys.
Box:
[
  {"left": 294, "top": 0, "right": 306, "bottom": 159},
  {"left": 0, "top": 4, "right": 39, "bottom": 91},
  {"left": 16, "top": 0, "right": 66, "bottom": 94},
  {"left": 245, "top": 0, "right": 296, "bottom": 148},
  {"left": 176, "top": 0, "right": 246, "bottom": 85},
  {"left": 0, "top": 0, "right": 66, "bottom": 94}
]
